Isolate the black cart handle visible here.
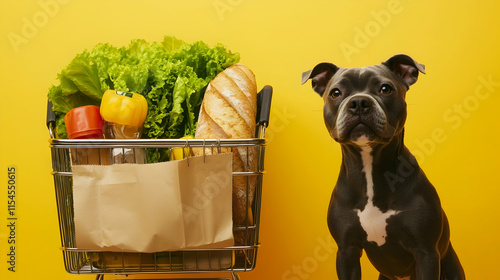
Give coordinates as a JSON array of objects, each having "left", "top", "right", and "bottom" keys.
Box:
[
  {"left": 46, "top": 101, "right": 56, "bottom": 138},
  {"left": 257, "top": 85, "right": 272, "bottom": 128}
]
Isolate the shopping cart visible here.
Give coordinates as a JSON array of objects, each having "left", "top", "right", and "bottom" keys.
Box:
[{"left": 46, "top": 86, "right": 272, "bottom": 280}]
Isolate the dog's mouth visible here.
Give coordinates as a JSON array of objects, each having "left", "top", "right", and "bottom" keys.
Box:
[
  {"left": 346, "top": 121, "right": 376, "bottom": 141},
  {"left": 334, "top": 118, "right": 391, "bottom": 145}
]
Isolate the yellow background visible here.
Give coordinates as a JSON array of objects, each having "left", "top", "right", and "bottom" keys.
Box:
[{"left": 1, "top": 0, "right": 499, "bottom": 279}]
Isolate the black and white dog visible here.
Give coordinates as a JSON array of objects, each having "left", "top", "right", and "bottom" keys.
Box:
[{"left": 302, "top": 55, "right": 465, "bottom": 280}]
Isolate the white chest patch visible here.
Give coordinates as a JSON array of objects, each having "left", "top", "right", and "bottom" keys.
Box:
[{"left": 356, "top": 144, "right": 398, "bottom": 246}]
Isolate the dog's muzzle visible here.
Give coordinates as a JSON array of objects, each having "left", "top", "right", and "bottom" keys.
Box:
[{"left": 335, "top": 93, "right": 387, "bottom": 143}]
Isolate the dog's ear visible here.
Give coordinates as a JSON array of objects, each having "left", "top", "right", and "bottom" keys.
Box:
[
  {"left": 301, "top": 63, "right": 339, "bottom": 96},
  {"left": 383, "top": 54, "right": 426, "bottom": 88}
]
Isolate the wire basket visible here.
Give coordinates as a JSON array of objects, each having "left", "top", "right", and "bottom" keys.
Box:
[{"left": 47, "top": 86, "right": 272, "bottom": 280}]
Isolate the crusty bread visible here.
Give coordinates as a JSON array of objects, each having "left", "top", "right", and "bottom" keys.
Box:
[
  {"left": 194, "top": 64, "right": 258, "bottom": 245},
  {"left": 195, "top": 64, "right": 257, "bottom": 139}
]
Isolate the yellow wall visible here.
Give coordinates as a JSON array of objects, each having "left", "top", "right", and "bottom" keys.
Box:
[{"left": 1, "top": 0, "right": 499, "bottom": 279}]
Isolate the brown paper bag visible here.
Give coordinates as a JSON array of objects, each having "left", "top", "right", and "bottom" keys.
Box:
[{"left": 71, "top": 153, "right": 234, "bottom": 253}]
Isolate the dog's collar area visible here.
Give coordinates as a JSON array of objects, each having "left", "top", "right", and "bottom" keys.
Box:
[{"left": 353, "top": 135, "right": 371, "bottom": 147}]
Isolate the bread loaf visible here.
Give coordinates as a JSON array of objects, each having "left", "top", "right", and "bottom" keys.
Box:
[{"left": 194, "top": 64, "right": 258, "bottom": 245}]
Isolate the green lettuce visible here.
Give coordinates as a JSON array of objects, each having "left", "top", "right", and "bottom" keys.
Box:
[{"left": 48, "top": 36, "right": 240, "bottom": 143}]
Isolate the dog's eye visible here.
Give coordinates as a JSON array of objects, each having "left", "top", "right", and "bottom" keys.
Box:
[
  {"left": 380, "top": 84, "right": 393, "bottom": 95},
  {"left": 330, "top": 88, "right": 342, "bottom": 98}
]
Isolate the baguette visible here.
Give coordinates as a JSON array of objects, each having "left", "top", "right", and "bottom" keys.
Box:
[{"left": 194, "top": 64, "right": 258, "bottom": 245}]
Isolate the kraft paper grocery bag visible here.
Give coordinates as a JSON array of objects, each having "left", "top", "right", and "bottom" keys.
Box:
[{"left": 71, "top": 152, "right": 234, "bottom": 253}]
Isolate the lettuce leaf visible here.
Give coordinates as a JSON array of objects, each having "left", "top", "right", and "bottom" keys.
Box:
[{"left": 48, "top": 36, "right": 240, "bottom": 146}]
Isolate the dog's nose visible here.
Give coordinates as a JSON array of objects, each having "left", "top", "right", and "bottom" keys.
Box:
[{"left": 348, "top": 96, "right": 373, "bottom": 115}]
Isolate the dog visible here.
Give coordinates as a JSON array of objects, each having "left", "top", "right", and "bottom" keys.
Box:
[{"left": 301, "top": 54, "right": 465, "bottom": 280}]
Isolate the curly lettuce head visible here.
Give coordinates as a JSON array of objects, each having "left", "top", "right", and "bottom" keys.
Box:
[{"left": 48, "top": 36, "right": 240, "bottom": 141}]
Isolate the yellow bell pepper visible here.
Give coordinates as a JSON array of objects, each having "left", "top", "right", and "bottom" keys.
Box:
[
  {"left": 171, "top": 135, "right": 194, "bottom": 160},
  {"left": 100, "top": 90, "right": 148, "bottom": 127}
]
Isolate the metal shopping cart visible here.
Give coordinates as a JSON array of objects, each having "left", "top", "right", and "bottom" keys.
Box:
[{"left": 46, "top": 86, "right": 272, "bottom": 280}]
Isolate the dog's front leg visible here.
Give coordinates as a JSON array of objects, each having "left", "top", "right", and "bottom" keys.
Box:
[
  {"left": 336, "top": 245, "right": 362, "bottom": 280},
  {"left": 414, "top": 249, "right": 440, "bottom": 280}
]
